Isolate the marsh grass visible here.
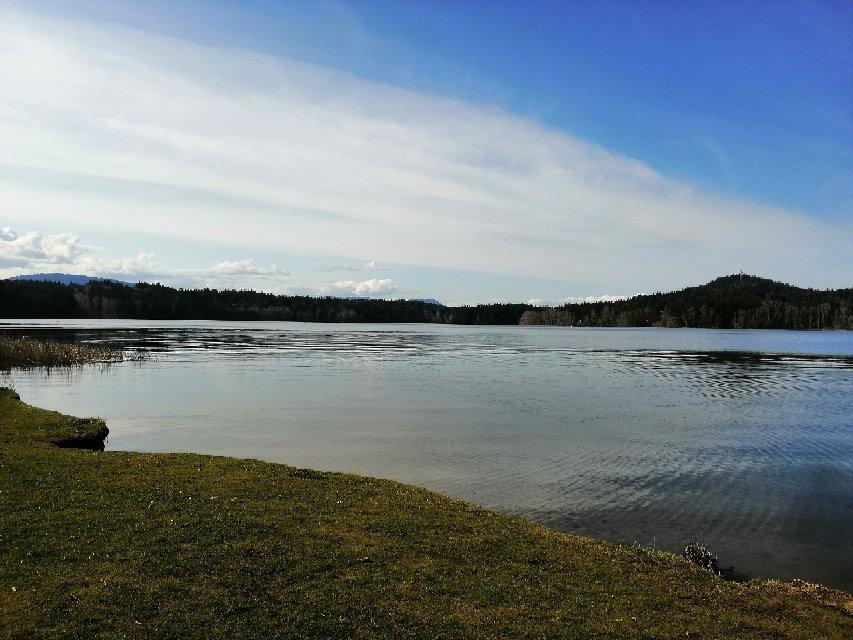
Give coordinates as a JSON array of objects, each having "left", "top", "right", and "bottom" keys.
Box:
[
  {"left": 1, "top": 389, "right": 851, "bottom": 639},
  {"left": 0, "top": 335, "right": 145, "bottom": 369}
]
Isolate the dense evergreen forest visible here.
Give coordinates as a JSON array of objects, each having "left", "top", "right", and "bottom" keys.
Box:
[
  {"left": 0, "top": 278, "right": 527, "bottom": 325},
  {"left": 521, "top": 274, "right": 851, "bottom": 330},
  {"left": 0, "top": 274, "right": 849, "bottom": 329}
]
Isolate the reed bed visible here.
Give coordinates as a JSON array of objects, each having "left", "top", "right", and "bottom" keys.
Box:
[{"left": 0, "top": 335, "right": 145, "bottom": 368}]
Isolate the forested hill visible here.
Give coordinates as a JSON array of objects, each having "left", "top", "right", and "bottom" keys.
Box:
[
  {"left": 520, "top": 274, "right": 852, "bottom": 330},
  {"left": 0, "top": 274, "right": 850, "bottom": 329}
]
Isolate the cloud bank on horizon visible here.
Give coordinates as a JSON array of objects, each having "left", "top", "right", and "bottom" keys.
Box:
[{"left": 0, "top": 10, "right": 850, "bottom": 303}]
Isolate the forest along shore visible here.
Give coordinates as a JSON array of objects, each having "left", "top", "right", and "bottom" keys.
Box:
[
  {"left": 1, "top": 387, "right": 851, "bottom": 639},
  {"left": 2, "top": 273, "right": 851, "bottom": 329}
]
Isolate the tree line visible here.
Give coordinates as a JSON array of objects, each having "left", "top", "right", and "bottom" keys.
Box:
[
  {"left": 0, "top": 274, "right": 849, "bottom": 330},
  {"left": 0, "top": 279, "right": 527, "bottom": 325}
]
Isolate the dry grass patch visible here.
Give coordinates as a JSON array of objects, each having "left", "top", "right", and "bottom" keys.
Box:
[{"left": 0, "top": 335, "right": 145, "bottom": 369}]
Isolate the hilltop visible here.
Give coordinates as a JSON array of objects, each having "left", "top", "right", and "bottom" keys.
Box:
[
  {"left": 0, "top": 274, "right": 849, "bottom": 329},
  {"left": 521, "top": 274, "right": 851, "bottom": 330}
]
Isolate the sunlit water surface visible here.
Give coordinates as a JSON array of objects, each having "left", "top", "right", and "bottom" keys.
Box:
[{"left": 3, "top": 320, "right": 851, "bottom": 590}]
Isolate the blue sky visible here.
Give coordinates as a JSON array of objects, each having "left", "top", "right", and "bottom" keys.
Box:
[{"left": 1, "top": 1, "right": 851, "bottom": 303}]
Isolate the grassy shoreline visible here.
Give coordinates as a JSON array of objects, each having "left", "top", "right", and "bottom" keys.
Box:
[{"left": 1, "top": 387, "right": 850, "bottom": 639}]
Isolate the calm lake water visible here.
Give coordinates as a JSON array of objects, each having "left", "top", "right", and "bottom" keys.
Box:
[{"left": 3, "top": 320, "right": 852, "bottom": 590}]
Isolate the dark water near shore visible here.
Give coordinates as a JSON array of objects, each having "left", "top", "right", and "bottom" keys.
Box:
[{"left": 3, "top": 320, "right": 852, "bottom": 590}]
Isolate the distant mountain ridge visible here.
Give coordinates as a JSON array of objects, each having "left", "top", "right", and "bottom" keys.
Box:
[
  {"left": 0, "top": 274, "right": 849, "bottom": 329},
  {"left": 10, "top": 273, "right": 132, "bottom": 286}
]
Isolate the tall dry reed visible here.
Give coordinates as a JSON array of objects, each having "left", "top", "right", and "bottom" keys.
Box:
[{"left": 0, "top": 335, "right": 145, "bottom": 368}]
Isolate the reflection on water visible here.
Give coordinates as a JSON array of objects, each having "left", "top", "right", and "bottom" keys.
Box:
[{"left": 2, "top": 321, "right": 852, "bottom": 590}]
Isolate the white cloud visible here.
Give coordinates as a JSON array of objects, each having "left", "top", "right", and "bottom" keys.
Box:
[
  {"left": 0, "top": 12, "right": 849, "bottom": 293},
  {"left": 332, "top": 277, "right": 400, "bottom": 297},
  {"left": 76, "top": 251, "right": 158, "bottom": 276},
  {"left": 363, "top": 260, "right": 386, "bottom": 271},
  {"left": 0, "top": 227, "right": 286, "bottom": 285},
  {"left": 120, "top": 252, "right": 157, "bottom": 274},
  {"left": 0, "top": 225, "right": 157, "bottom": 275},
  {"left": 0, "top": 227, "right": 87, "bottom": 267}
]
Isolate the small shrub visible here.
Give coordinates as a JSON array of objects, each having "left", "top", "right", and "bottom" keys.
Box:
[{"left": 683, "top": 541, "right": 721, "bottom": 575}]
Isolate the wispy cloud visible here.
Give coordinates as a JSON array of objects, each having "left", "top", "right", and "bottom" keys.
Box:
[
  {"left": 314, "top": 259, "right": 388, "bottom": 273},
  {"left": 208, "top": 259, "right": 284, "bottom": 276},
  {"left": 0, "top": 11, "right": 849, "bottom": 294}
]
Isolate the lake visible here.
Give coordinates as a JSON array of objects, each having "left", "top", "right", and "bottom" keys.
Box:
[{"left": 2, "top": 320, "right": 851, "bottom": 590}]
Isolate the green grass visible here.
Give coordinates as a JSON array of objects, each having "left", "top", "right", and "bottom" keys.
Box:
[
  {"left": 0, "top": 335, "right": 145, "bottom": 369},
  {"left": 1, "top": 388, "right": 850, "bottom": 639}
]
